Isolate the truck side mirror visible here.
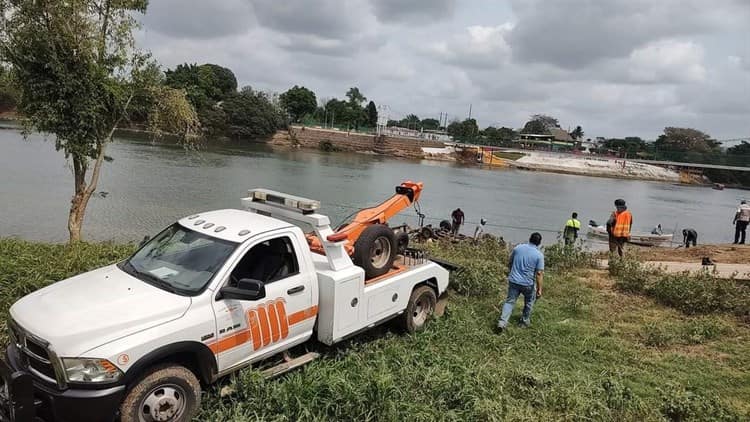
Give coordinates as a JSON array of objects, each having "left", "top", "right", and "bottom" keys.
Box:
[{"left": 218, "top": 279, "right": 266, "bottom": 301}]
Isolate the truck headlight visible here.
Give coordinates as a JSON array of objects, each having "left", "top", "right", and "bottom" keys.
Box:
[{"left": 61, "top": 358, "right": 123, "bottom": 383}]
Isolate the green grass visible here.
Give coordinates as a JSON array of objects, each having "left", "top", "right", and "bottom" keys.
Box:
[{"left": 1, "top": 238, "right": 748, "bottom": 421}]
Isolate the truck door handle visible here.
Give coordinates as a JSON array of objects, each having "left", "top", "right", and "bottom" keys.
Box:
[{"left": 287, "top": 285, "right": 305, "bottom": 295}]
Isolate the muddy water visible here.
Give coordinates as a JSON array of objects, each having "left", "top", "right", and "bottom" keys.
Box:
[{"left": 0, "top": 127, "right": 745, "bottom": 246}]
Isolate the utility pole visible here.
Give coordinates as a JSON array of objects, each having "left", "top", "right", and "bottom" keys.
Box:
[{"left": 468, "top": 104, "right": 472, "bottom": 120}]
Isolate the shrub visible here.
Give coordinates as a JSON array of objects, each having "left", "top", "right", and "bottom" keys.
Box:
[
  {"left": 609, "top": 257, "right": 651, "bottom": 293},
  {"left": 425, "top": 238, "right": 508, "bottom": 297},
  {"left": 660, "top": 386, "right": 744, "bottom": 422},
  {"left": 647, "top": 271, "right": 750, "bottom": 316},
  {"left": 543, "top": 243, "right": 597, "bottom": 272}
]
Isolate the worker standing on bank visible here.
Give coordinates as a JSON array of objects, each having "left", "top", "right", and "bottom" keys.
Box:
[
  {"left": 496, "top": 232, "right": 544, "bottom": 332},
  {"left": 733, "top": 200, "right": 750, "bottom": 244},
  {"left": 563, "top": 212, "right": 581, "bottom": 246},
  {"left": 606, "top": 199, "right": 632, "bottom": 257},
  {"left": 451, "top": 208, "right": 465, "bottom": 235}
]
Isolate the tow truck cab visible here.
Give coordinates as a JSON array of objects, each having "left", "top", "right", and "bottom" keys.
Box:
[{"left": 0, "top": 189, "right": 449, "bottom": 422}]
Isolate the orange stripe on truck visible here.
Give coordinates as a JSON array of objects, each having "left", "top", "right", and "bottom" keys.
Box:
[
  {"left": 205, "top": 302, "right": 317, "bottom": 354},
  {"left": 287, "top": 305, "right": 318, "bottom": 325}
]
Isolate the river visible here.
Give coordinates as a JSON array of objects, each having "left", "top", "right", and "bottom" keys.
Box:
[{"left": 0, "top": 127, "right": 746, "bottom": 246}]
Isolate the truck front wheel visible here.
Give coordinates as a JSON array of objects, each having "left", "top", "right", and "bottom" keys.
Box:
[
  {"left": 400, "top": 285, "right": 437, "bottom": 333},
  {"left": 120, "top": 364, "right": 201, "bottom": 422}
]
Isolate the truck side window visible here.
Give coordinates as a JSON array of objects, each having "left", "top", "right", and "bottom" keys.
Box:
[{"left": 229, "top": 237, "right": 299, "bottom": 285}]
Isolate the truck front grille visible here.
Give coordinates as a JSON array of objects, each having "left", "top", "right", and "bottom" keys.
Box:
[{"left": 8, "top": 320, "right": 60, "bottom": 386}]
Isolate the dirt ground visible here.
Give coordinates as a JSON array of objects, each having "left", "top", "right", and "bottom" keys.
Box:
[{"left": 619, "top": 244, "right": 750, "bottom": 264}]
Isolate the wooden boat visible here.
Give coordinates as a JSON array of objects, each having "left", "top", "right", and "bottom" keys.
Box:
[
  {"left": 587, "top": 224, "right": 673, "bottom": 244},
  {"left": 712, "top": 183, "right": 725, "bottom": 190}
]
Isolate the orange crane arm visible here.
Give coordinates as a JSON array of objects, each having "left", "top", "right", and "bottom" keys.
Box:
[{"left": 307, "top": 181, "right": 423, "bottom": 254}]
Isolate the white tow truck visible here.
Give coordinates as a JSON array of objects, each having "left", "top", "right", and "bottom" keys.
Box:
[{"left": 0, "top": 186, "right": 450, "bottom": 422}]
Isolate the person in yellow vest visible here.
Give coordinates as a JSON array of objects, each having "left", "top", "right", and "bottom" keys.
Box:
[
  {"left": 563, "top": 212, "right": 581, "bottom": 246},
  {"left": 606, "top": 199, "right": 632, "bottom": 257}
]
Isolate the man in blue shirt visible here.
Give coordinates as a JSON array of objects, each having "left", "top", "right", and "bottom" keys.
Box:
[{"left": 496, "top": 232, "right": 545, "bottom": 332}]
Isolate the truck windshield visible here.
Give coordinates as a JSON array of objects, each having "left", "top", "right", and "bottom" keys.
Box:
[{"left": 120, "top": 224, "right": 238, "bottom": 295}]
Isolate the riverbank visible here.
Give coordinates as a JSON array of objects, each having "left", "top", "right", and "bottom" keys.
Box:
[{"left": 1, "top": 238, "right": 748, "bottom": 420}]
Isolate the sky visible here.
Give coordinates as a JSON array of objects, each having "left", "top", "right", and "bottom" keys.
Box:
[{"left": 136, "top": 0, "right": 750, "bottom": 140}]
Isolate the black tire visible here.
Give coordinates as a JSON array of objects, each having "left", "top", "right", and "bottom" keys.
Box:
[
  {"left": 420, "top": 226, "right": 435, "bottom": 240},
  {"left": 439, "top": 220, "right": 452, "bottom": 231},
  {"left": 396, "top": 231, "right": 409, "bottom": 255},
  {"left": 400, "top": 285, "right": 437, "bottom": 333},
  {"left": 353, "top": 224, "right": 397, "bottom": 279},
  {"left": 120, "top": 364, "right": 201, "bottom": 422}
]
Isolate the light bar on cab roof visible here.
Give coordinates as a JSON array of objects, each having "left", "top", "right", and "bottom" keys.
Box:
[{"left": 249, "top": 188, "right": 320, "bottom": 213}]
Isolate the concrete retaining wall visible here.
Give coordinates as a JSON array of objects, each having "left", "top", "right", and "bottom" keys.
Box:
[{"left": 272, "top": 126, "right": 445, "bottom": 158}]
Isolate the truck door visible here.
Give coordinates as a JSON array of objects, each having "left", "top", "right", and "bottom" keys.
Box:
[{"left": 210, "top": 232, "right": 315, "bottom": 371}]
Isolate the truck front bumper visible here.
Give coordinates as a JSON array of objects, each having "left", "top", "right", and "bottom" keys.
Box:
[{"left": 0, "top": 346, "right": 125, "bottom": 422}]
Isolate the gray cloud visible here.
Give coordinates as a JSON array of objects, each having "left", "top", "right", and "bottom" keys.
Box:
[
  {"left": 370, "top": 0, "right": 455, "bottom": 23},
  {"left": 137, "top": 0, "right": 750, "bottom": 140},
  {"left": 142, "top": 0, "right": 254, "bottom": 39},
  {"left": 507, "top": 0, "right": 748, "bottom": 69}
]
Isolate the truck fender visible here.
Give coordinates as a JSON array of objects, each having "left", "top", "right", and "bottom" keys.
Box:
[{"left": 123, "top": 341, "right": 217, "bottom": 386}]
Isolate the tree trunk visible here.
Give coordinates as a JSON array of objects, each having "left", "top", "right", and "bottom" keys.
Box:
[{"left": 67, "top": 141, "right": 106, "bottom": 243}]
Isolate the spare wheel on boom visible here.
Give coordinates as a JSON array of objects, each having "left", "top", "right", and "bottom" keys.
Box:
[{"left": 353, "top": 224, "right": 397, "bottom": 279}]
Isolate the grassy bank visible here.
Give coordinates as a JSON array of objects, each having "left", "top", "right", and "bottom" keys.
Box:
[{"left": 1, "top": 238, "right": 748, "bottom": 421}]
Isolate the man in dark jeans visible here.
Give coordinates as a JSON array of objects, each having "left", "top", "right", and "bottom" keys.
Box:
[
  {"left": 734, "top": 200, "right": 750, "bottom": 244},
  {"left": 496, "top": 232, "right": 544, "bottom": 332}
]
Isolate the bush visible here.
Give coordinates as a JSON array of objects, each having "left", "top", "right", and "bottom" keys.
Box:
[
  {"left": 646, "top": 271, "right": 750, "bottom": 316},
  {"left": 425, "top": 238, "right": 507, "bottom": 296},
  {"left": 543, "top": 243, "right": 597, "bottom": 272},
  {"left": 610, "top": 259, "right": 750, "bottom": 317},
  {"left": 660, "top": 386, "right": 744, "bottom": 422},
  {"left": 609, "top": 257, "right": 652, "bottom": 293}
]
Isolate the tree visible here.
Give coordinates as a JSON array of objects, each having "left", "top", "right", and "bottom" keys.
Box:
[
  {"left": 0, "top": 0, "right": 198, "bottom": 242},
  {"left": 0, "top": 65, "right": 19, "bottom": 112},
  {"left": 602, "top": 137, "right": 648, "bottom": 156},
  {"left": 345, "top": 87, "right": 366, "bottom": 106},
  {"left": 570, "top": 125, "right": 584, "bottom": 140},
  {"left": 654, "top": 127, "right": 721, "bottom": 154},
  {"left": 481, "top": 126, "right": 517, "bottom": 146},
  {"left": 165, "top": 63, "right": 237, "bottom": 110},
  {"left": 727, "top": 141, "right": 750, "bottom": 156},
  {"left": 365, "top": 100, "right": 377, "bottom": 127},
  {"left": 147, "top": 86, "right": 201, "bottom": 140},
  {"left": 222, "top": 87, "right": 285, "bottom": 139},
  {"left": 400, "top": 114, "right": 420, "bottom": 129},
  {"left": 421, "top": 118, "right": 440, "bottom": 130},
  {"left": 521, "top": 114, "right": 559, "bottom": 134},
  {"left": 279, "top": 85, "right": 317, "bottom": 123},
  {"left": 447, "top": 118, "right": 478, "bottom": 142}
]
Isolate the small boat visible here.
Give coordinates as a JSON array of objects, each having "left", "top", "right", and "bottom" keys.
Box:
[
  {"left": 713, "top": 183, "right": 725, "bottom": 190},
  {"left": 587, "top": 224, "right": 673, "bottom": 245}
]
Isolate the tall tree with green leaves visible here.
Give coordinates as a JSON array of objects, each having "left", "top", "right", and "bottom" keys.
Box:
[
  {"left": 521, "top": 114, "right": 559, "bottom": 134},
  {"left": 279, "top": 85, "right": 317, "bottom": 123},
  {"left": 570, "top": 125, "right": 584, "bottom": 140},
  {"left": 365, "top": 100, "right": 377, "bottom": 127},
  {"left": 0, "top": 0, "right": 198, "bottom": 242}
]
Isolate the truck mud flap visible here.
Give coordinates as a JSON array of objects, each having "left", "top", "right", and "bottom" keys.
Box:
[
  {"left": 0, "top": 358, "right": 36, "bottom": 422},
  {"left": 435, "top": 292, "right": 449, "bottom": 317}
]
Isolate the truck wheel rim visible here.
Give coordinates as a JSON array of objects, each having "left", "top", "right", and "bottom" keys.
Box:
[
  {"left": 370, "top": 236, "right": 391, "bottom": 268},
  {"left": 140, "top": 384, "right": 187, "bottom": 422},
  {"left": 413, "top": 294, "right": 433, "bottom": 326}
]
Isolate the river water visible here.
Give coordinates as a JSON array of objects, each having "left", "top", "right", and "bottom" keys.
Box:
[{"left": 0, "top": 128, "right": 746, "bottom": 246}]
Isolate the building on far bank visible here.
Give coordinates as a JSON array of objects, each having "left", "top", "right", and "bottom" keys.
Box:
[
  {"left": 515, "top": 128, "right": 579, "bottom": 151},
  {"left": 383, "top": 126, "right": 452, "bottom": 142}
]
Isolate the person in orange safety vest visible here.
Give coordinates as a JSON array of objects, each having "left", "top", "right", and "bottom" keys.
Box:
[{"left": 606, "top": 198, "right": 632, "bottom": 257}]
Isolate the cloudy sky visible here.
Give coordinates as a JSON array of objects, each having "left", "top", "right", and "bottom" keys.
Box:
[{"left": 137, "top": 0, "right": 750, "bottom": 140}]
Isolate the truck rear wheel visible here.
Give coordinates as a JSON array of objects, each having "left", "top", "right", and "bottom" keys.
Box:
[
  {"left": 353, "top": 224, "right": 396, "bottom": 279},
  {"left": 400, "top": 285, "right": 437, "bottom": 333},
  {"left": 120, "top": 364, "right": 200, "bottom": 422}
]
